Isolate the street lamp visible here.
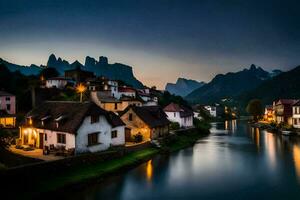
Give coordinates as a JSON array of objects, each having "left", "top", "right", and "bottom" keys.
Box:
[{"left": 76, "top": 83, "right": 87, "bottom": 102}]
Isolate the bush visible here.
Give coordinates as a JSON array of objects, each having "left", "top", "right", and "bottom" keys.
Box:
[
  {"left": 170, "top": 122, "right": 180, "bottom": 130},
  {"left": 133, "top": 133, "right": 143, "bottom": 143},
  {"left": 0, "top": 163, "right": 6, "bottom": 171},
  {"left": 193, "top": 118, "right": 211, "bottom": 134}
]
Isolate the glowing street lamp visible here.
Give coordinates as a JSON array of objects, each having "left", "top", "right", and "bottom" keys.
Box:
[{"left": 76, "top": 83, "right": 87, "bottom": 102}]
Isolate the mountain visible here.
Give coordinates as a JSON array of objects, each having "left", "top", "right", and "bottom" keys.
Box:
[
  {"left": 0, "top": 58, "right": 43, "bottom": 76},
  {"left": 165, "top": 78, "right": 205, "bottom": 97},
  {"left": 238, "top": 65, "right": 300, "bottom": 108},
  {"left": 185, "top": 64, "right": 281, "bottom": 104},
  {"left": 1, "top": 54, "right": 144, "bottom": 88},
  {"left": 83, "top": 56, "right": 144, "bottom": 88}
]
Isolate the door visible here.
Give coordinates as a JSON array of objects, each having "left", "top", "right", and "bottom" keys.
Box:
[
  {"left": 125, "top": 128, "right": 131, "bottom": 142},
  {"left": 39, "top": 132, "right": 44, "bottom": 149}
]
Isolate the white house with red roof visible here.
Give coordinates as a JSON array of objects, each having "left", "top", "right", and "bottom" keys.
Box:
[{"left": 163, "top": 103, "right": 193, "bottom": 128}]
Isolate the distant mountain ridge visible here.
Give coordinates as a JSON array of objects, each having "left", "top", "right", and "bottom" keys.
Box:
[
  {"left": 238, "top": 65, "right": 300, "bottom": 108},
  {"left": 0, "top": 58, "right": 43, "bottom": 76},
  {"left": 165, "top": 78, "right": 205, "bottom": 97},
  {"left": 185, "top": 64, "right": 282, "bottom": 103},
  {"left": 0, "top": 54, "right": 144, "bottom": 88}
]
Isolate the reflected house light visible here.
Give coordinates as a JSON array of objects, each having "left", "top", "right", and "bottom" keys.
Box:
[
  {"left": 146, "top": 160, "right": 153, "bottom": 181},
  {"left": 293, "top": 146, "right": 300, "bottom": 183},
  {"left": 255, "top": 128, "right": 260, "bottom": 148}
]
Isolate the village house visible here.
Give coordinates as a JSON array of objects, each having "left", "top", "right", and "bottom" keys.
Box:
[
  {"left": 264, "top": 105, "right": 274, "bottom": 122},
  {"left": 116, "top": 86, "right": 136, "bottom": 99},
  {"left": 90, "top": 91, "right": 143, "bottom": 112},
  {"left": 86, "top": 77, "right": 119, "bottom": 98},
  {"left": 64, "top": 65, "right": 95, "bottom": 83},
  {"left": 273, "top": 99, "right": 297, "bottom": 125},
  {"left": 19, "top": 101, "right": 125, "bottom": 154},
  {"left": 292, "top": 100, "right": 300, "bottom": 129},
  {"left": 45, "top": 77, "right": 73, "bottom": 89},
  {"left": 120, "top": 105, "right": 170, "bottom": 142},
  {"left": 204, "top": 105, "right": 217, "bottom": 117},
  {"left": 137, "top": 88, "right": 158, "bottom": 106},
  {"left": 163, "top": 103, "right": 194, "bottom": 128},
  {"left": 0, "top": 91, "right": 16, "bottom": 128}
]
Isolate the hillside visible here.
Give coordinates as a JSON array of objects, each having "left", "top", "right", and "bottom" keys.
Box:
[
  {"left": 1, "top": 54, "right": 144, "bottom": 88},
  {"left": 165, "top": 78, "right": 205, "bottom": 97},
  {"left": 238, "top": 65, "right": 300, "bottom": 108},
  {"left": 0, "top": 58, "right": 43, "bottom": 75},
  {"left": 185, "top": 64, "right": 281, "bottom": 104}
]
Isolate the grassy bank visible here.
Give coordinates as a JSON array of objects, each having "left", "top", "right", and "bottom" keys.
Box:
[
  {"left": 3, "top": 126, "right": 210, "bottom": 199},
  {"left": 40, "top": 148, "right": 159, "bottom": 194},
  {"left": 162, "top": 129, "right": 209, "bottom": 152}
]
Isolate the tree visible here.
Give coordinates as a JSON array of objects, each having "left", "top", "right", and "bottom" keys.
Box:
[{"left": 246, "top": 99, "right": 264, "bottom": 121}]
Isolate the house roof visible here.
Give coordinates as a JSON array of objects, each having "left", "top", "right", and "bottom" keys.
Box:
[
  {"left": 163, "top": 103, "right": 194, "bottom": 118},
  {"left": 23, "top": 101, "right": 124, "bottom": 133},
  {"left": 293, "top": 100, "right": 300, "bottom": 106},
  {"left": 120, "top": 95, "right": 145, "bottom": 103},
  {"left": 47, "top": 77, "right": 71, "bottom": 81},
  {"left": 276, "top": 99, "right": 298, "bottom": 105},
  {"left": 118, "top": 87, "right": 136, "bottom": 93},
  {"left": 121, "top": 105, "right": 170, "bottom": 128},
  {"left": 0, "top": 91, "right": 14, "bottom": 97}
]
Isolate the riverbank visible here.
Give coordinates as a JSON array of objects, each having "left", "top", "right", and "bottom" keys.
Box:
[
  {"left": 250, "top": 121, "right": 300, "bottom": 136},
  {"left": 1, "top": 128, "right": 209, "bottom": 199}
]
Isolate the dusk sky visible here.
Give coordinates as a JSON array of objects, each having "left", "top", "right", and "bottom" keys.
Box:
[{"left": 0, "top": 0, "right": 299, "bottom": 89}]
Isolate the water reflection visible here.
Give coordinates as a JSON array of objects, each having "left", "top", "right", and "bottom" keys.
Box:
[
  {"left": 224, "top": 120, "right": 237, "bottom": 133},
  {"left": 146, "top": 160, "right": 153, "bottom": 181},
  {"left": 67, "top": 120, "right": 300, "bottom": 200},
  {"left": 293, "top": 146, "right": 300, "bottom": 183}
]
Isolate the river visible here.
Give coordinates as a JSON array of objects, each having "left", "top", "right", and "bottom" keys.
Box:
[{"left": 67, "top": 120, "right": 300, "bottom": 199}]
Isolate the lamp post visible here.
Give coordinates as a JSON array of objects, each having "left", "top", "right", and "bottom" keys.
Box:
[{"left": 76, "top": 83, "right": 87, "bottom": 103}]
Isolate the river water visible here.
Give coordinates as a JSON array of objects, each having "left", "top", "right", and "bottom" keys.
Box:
[{"left": 68, "top": 120, "right": 300, "bottom": 199}]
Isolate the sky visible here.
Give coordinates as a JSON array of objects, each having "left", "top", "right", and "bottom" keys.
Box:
[{"left": 0, "top": 0, "right": 300, "bottom": 89}]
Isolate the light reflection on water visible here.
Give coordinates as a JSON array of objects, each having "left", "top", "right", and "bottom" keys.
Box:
[{"left": 66, "top": 120, "right": 300, "bottom": 200}]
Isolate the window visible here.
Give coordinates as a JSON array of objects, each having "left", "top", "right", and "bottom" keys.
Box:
[
  {"left": 174, "top": 112, "right": 176, "bottom": 117},
  {"left": 114, "top": 103, "right": 118, "bottom": 110},
  {"left": 129, "top": 113, "right": 133, "bottom": 121},
  {"left": 57, "top": 133, "right": 66, "bottom": 144},
  {"left": 5, "top": 97, "right": 10, "bottom": 101},
  {"left": 45, "top": 134, "right": 47, "bottom": 141},
  {"left": 111, "top": 130, "right": 118, "bottom": 138},
  {"left": 6, "top": 104, "right": 11, "bottom": 111},
  {"left": 91, "top": 115, "right": 99, "bottom": 124},
  {"left": 88, "top": 132, "right": 99, "bottom": 146}
]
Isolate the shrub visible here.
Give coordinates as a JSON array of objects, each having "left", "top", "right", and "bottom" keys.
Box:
[
  {"left": 0, "top": 163, "right": 6, "bottom": 171},
  {"left": 170, "top": 122, "right": 180, "bottom": 130},
  {"left": 193, "top": 118, "right": 211, "bottom": 134},
  {"left": 133, "top": 133, "right": 143, "bottom": 143}
]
